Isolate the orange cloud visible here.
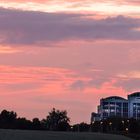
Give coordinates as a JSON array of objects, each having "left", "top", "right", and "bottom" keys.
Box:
[
  {"left": 0, "top": 0, "right": 140, "bottom": 17},
  {"left": 0, "top": 46, "right": 21, "bottom": 54},
  {"left": 1, "top": 0, "right": 140, "bottom": 5}
]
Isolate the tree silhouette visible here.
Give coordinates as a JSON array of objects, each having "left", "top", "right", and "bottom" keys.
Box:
[
  {"left": 73, "top": 122, "right": 90, "bottom": 132},
  {"left": 1, "top": 109, "right": 140, "bottom": 136},
  {"left": 0, "top": 110, "right": 17, "bottom": 129},
  {"left": 32, "top": 118, "right": 41, "bottom": 130},
  {"left": 45, "top": 108, "right": 70, "bottom": 131},
  {"left": 16, "top": 117, "right": 32, "bottom": 130}
]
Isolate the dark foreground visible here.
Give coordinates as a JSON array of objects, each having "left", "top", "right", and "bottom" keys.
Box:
[{"left": 0, "top": 129, "right": 133, "bottom": 140}]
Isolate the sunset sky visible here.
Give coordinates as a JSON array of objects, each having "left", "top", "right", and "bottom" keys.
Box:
[{"left": 0, "top": 0, "right": 140, "bottom": 124}]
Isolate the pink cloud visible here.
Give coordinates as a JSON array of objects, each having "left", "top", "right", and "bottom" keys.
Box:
[{"left": 0, "top": 64, "right": 130, "bottom": 123}]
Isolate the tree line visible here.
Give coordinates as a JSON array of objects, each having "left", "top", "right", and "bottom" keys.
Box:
[
  {"left": 0, "top": 108, "right": 70, "bottom": 131},
  {"left": 0, "top": 108, "right": 140, "bottom": 136}
]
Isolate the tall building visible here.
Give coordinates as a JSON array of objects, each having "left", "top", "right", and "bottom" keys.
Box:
[
  {"left": 99, "top": 96, "right": 128, "bottom": 120},
  {"left": 128, "top": 92, "right": 140, "bottom": 120},
  {"left": 91, "top": 92, "right": 140, "bottom": 122}
]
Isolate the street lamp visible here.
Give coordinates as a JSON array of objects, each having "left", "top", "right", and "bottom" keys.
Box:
[
  {"left": 125, "top": 127, "right": 129, "bottom": 133},
  {"left": 100, "top": 121, "right": 103, "bottom": 132},
  {"left": 126, "top": 128, "right": 129, "bottom": 131},
  {"left": 127, "top": 119, "right": 130, "bottom": 133},
  {"left": 109, "top": 122, "right": 112, "bottom": 131},
  {"left": 122, "top": 120, "right": 125, "bottom": 131},
  {"left": 109, "top": 122, "right": 112, "bottom": 126}
]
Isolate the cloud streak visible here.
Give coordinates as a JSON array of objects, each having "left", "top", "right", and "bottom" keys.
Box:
[
  {"left": 0, "top": 0, "right": 140, "bottom": 17},
  {"left": 1, "top": 0, "right": 140, "bottom": 6},
  {"left": 0, "top": 65, "right": 126, "bottom": 123},
  {"left": 0, "top": 8, "right": 140, "bottom": 47}
]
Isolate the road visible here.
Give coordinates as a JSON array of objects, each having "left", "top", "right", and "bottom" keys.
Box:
[{"left": 0, "top": 129, "right": 133, "bottom": 140}]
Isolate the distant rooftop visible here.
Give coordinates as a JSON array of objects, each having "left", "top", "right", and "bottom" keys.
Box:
[
  {"left": 128, "top": 92, "right": 140, "bottom": 98},
  {"left": 102, "top": 96, "right": 127, "bottom": 101}
]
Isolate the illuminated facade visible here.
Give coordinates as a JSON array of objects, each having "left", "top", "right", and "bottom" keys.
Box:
[
  {"left": 99, "top": 96, "right": 128, "bottom": 120},
  {"left": 91, "top": 92, "right": 140, "bottom": 122},
  {"left": 128, "top": 92, "right": 140, "bottom": 120}
]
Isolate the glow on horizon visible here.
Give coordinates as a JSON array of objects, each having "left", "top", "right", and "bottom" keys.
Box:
[{"left": 0, "top": 1, "right": 140, "bottom": 17}]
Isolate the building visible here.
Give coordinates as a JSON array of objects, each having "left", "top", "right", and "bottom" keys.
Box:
[
  {"left": 91, "top": 112, "right": 100, "bottom": 123},
  {"left": 99, "top": 96, "right": 128, "bottom": 120},
  {"left": 91, "top": 92, "right": 140, "bottom": 122},
  {"left": 128, "top": 92, "right": 140, "bottom": 120}
]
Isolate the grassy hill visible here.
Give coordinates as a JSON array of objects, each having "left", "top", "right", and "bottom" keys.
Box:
[{"left": 0, "top": 129, "right": 133, "bottom": 140}]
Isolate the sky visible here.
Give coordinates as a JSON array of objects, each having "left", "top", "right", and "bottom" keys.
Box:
[{"left": 0, "top": 0, "right": 140, "bottom": 124}]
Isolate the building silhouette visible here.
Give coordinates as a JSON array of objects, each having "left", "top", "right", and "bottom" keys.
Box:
[{"left": 91, "top": 92, "right": 140, "bottom": 122}]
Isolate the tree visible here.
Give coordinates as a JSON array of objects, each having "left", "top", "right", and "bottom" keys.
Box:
[
  {"left": 73, "top": 122, "right": 90, "bottom": 132},
  {"left": 129, "top": 118, "right": 139, "bottom": 133},
  {"left": 0, "top": 110, "right": 17, "bottom": 129},
  {"left": 45, "top": 108, "right": 70, "bottom": 131},
  {"left": 16, "top": 117, "right": 32, "bottom": 130},
  {"left": 32, "top": 118, "right": 41, "bottom": 130}
]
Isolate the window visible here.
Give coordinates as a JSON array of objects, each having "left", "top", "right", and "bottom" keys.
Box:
[
  {"left": 103, "top": 112, "right": 108, "bottom": 117},
  {"left": 103, "top": 109, "right": 109, "bottom": 113},
  {"left": 110, "top": 102, "right": 115, "bottom": 107},
  {"left": 123, "top": 108, "right": 128, "bottom": 113},
  {"left": 110, "top": 109, "right": 115, "bottom": 113},
  {"left": 116, "top": 108, "right": 121, "bottom": 113},
  {"left": 123, "top": 103, "right": 128, "bottom": 108},
  {"left": 103, "top": 102, "right": 109, "bottom": 109},
  {"left": 116, "top": 102, "right": 121, "bottom": 108},
  {"left": 133, "top": 103, "right": 137, "bottom": 108}
]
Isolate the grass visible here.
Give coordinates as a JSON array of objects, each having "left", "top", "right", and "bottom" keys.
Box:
[{"left": 0, "top": 129, "right": 133, "bottom": 140}]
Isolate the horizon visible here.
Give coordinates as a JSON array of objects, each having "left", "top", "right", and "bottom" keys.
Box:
[{"left": 0, "top": 0, "right": 140, "bottom": 124}]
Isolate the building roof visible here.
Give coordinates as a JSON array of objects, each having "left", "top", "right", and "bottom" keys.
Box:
[
  {"left": 102, "top": 96, "right": 127, "bottom": 101},
  {"left": 128, "top": 92, "right": 140, "bottom": 98}
]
